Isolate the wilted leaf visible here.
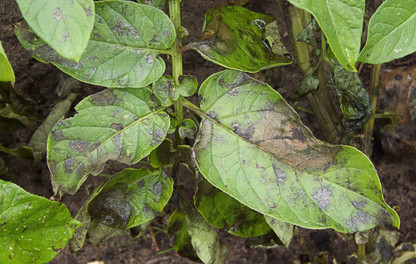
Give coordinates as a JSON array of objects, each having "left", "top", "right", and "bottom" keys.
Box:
[
  {"left": 178, "top": 75, "right": 198, "bottom": 97},
  {"left": 289, "top": 65, "right": 319, "bottom": 100},
  {"left": 15, "top": 0, "right": 94, "bottom": 61},
  {"left": 330, "top": 64, "right": 372, "bottom": 130},
  {"left": 137, "top": 0, "right": 165, "bottom": 9},
  {"left": 364, "top": 229, "right": 400, "bottom": 264},
  {"left": 149, "top": 139, "right": 174, "bottom": 168},
  {"left": 88, "top": 168, "right": 173, "bottom": 229},
  {"left": 29, "top": 93, "right": 77, "bottom": 160},
  {"left": 195, "top": 179, "right": 272, "bottom": 237},
  {"left": 193, "top": 5, "right": 292, "bottom": 73},
  {"left": 0, "top": 179, "right": 81, "bottom": 263},
  {"left": 0, "top": 41, "right": 15, "bottom": 84},
  {"left": 168, "top": 200, "right": 227, "bottom": 264},
  {"left": 264, "top": 216, "right": 293, "bottom": 247},
  {"left": 296, "top": 18, "right": 319, "bottom": 47},
  {"left": 359, "top": 0, "right": 416, "bottom": 64},
  {"left": 288, "top": 0, "right": 365, "bottom": 71},
  {"left": 193, "top": 70, "right": 399, "bottom": 233},
  {"left": 15, "top": 1, "right": 175, "bottom": 88},
  {"left": 47, "top": 88, "right": 170, "bottom": 196},
  {"left": 152, "top": 76, "right": 179, "bottom": 107},
  {"left": 69, "top": 204, "right": 90, "bottom": 252},
  {"left": 245, "top": 231, "right": 285, "bottom": 249},
  {"left": 88, "top": 218, "right": 128, "bottom": 246},
  {"left": 179, "top": 119, "right": 197, "bottom": 140}
]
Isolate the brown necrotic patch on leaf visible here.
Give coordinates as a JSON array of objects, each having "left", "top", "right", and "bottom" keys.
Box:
[
  {"left": 69, "top": 141, "right": 91, "bottom": 153},
  {"left": 110, "top": 123, "right": 124, "bottom": 131},
  {"left": 63, "top": 158, "right": 77, "bottom": 173}
]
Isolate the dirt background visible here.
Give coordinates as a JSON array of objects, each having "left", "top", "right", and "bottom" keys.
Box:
[{"left": 1, "top": 0, "right": 416, "bottom": 263}]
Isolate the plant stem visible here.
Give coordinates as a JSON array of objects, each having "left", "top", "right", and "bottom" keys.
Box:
[
  {"left": 169, "top": 0, "right": 183, "bottom": 180},
  {"left": 357, "top": 243, "right": 365, "bottom": 263},
  {"left": 289, "top": 5, "right": 343, "bottom": 144},
  {"left": 362, "top": 64, "right": 381, "bottom": 156}
]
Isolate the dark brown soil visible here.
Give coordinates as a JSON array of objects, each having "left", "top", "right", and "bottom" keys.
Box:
[{"left": 1, "top": 0, "right": 415, "bottom": 264}]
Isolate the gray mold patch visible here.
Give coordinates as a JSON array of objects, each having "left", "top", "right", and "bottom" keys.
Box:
[
  {"left": 272, "top": 164, "right": 286, "bottom": 183},
  {"left": 69, "top": 141, "right": 91, "bottom": 153},
  {"left": 346, "top": 211, "right": 374, "bottom": 231},
  {"left": 91, "top": 89, "right": 117, "bottom": 106},
  {"left": 146, "top": 54, "right": 154, "bottom": 64},
  {"left": 53, "top": 7, "right": 64, "bottom": 21},
  {"left": 63, "top": 158, "right": 77, "bottom": 173},
  {"left": 153, "top": 182, "right": 162, "bottom": 196}
]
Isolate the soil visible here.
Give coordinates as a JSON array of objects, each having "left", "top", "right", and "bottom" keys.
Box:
[{"left": 1, "top": 0, "right": 416, "bottom": 264}]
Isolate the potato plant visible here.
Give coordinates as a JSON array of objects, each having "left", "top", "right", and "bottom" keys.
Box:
[{"left": 1, "top": 0, "right": 416, "bottom": 263}]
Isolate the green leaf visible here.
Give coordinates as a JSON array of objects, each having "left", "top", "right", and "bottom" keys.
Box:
[
  {"left": 168, "top": 200, "right": 227, "bottom": 264},
  {"left": 47, "top": 88, "right": 170, "bottom": 196},
  {"left": 330, "top": 64, "right": 372, "bottom": 130},
  {"left": 88, "top": 168, "right": 173, "bottom": 229},
  {"left": 178, "top": 75, "right": 198, "bottom": 97},
  {"left": 178, "top": 119, "right": 197, "bottom": 140},
  {"left": 149, "top": 139, "right": 174, "bottom": 168},
  {"left": 359, "top": 0, "right": 416, "bottom": 64},
  {"left": 152, "top": 76, "right": 179, "bottom": 107},
  {"left": 193, "top": 5, "right": 292, "bottom": 73},
  {"left": 137, "top": 0, "right": 165, "bottom": 9},
  {"left": 29, "top": 93, "right": 78, "bottom": 160},
  {"left": 288, "top": 0, "right": 365, "bottom": 71},
  {"left": 264, "top": 216, "right": 293, "bottom": 247},
  {"left": 15, "top": 0, "right": 94, "bottom": 61},
  {"left": 0, "top": 179, "right": 81, "bottom": 263},
  {"left": 195, "top": 179, "right": 272, "bottom": 237},
  {"left": 15, "top": 1, "right": 176, "bottom": 88},
  {"left": 0, "top": 42, "right": 15, "bottom": 84},
  {"left": 193, "top": 70, "right": 400, "bottom": 233},
  {"left": 0, "top": 144, "right": 33, "bottom": 160}
]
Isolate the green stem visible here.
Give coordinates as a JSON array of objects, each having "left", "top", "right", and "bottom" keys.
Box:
[
  {"left": 362, "top": 64, "right": 381, "bottom": 156},
  {"left": 289, "top": 5, "right": 343, "bottom": 144},
  {"left": 357, "top": 243, "right": 365, "bottom": 263},
  {"left": 169, "top": 0, "right": 183, "bottom": 180}
]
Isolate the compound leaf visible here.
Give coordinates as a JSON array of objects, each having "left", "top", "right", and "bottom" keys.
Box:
[
  {"left": 195, "top": 179, "right": 272, "bottom": 237},
  {"left": 15, "top": 1, "right": 175, "bottom": 88},
  {"left": 288, "top": 0, "right": 365, "bottom": 71},
  {"left": 193, "top": 70, "right": 399, "bottom": 233},
  {"left": 16, "top": 0, "right": 94, "bottom": 61},
  {"left": 193, "top": 5, "right": 292, "bottom": 73},
  {"left": 47, "top": 88, "right": 170, "bottom": 196},
  {"left": 0, "top": 179, "right": 81, "bottom": 263},
  {"left": 359, "top": 0, "right": 416, "bottom": 64},
  {"left": 0, "top": 42, "right": 15, "bottom": 84}
]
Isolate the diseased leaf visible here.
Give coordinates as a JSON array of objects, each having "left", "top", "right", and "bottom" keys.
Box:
[
  {"left": 193, "top": 5, "right": 292, "bottom": 73},
  {"left": 47, "top": 88, "right": 170, "bottom": 196},
  {"left": 245, "top": 231, "right": 285, "bottom": 249},
  {"left": 330, "top": 64, "right": 372, "bottom": 130},
  {"left": 149, "top": 139, "right": 174, "bottom": 168},
  {"left": 289, "top": 65, "right": 319, "bottom": 100},
  {"left": 288, "top": 0, "right": 365, "bottom": 71},
  {"left": 152, "top": 76, "right": 179, "bottom": 107},
  {"left": 179, "top": 119, "right": 197, "bottom": 140},
  {"left": 87, "top": 168, "right": 173, "bottom": 229},
  {"left": 16, "top": 0, "right": 94, "bottom": 61},
  {"left": 29, "top": 93, "right": 77, "bottom": 160},
  {"left": 193, "top": 70, "right": 399, "bottom": 233},
  {"left": 69, "top": 204, "right": 90, "bottom": 252},
  {"left": 88, "top": 218, "right": 128, "bottom": 245},
  {"left": 264, "top": 216, "right": 293, "bottom": 247},
  {"left": 0, "top": 179, "right": 81, "bottom": 263},
  {"left": 195, "top": 179, "right": 272, "bottom": 237},
  {"left": 359, "top": 0, "right": 416, "bottom": 64},
  {"left": 15, "top": 1, "right": 175, "bottom": 88},
  {"left": 178, "top": 75, "right": 198, "bottom": 97},
  {"left": 0, "top": 42, "right": 15, "bottom": 84},
  {"left": 296, "top": 18, "right": 319, "bottom": 47},
  {"left": 137, "top": 0, "right": 165, "bottom": 9}
]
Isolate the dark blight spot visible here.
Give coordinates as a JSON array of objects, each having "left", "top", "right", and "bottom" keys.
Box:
[
  {"left": 53, "top": 7, "right": 63, "bottom": 21},
  {"left": 313, "top": 187, "right": 332, "bottom": 210},
  {"left": 110, "top": 123, "right": 124, "bottom": 131},
  {"left": 83, "top": 6, "right": 93, "bottom": 17},
  {"left": 63, "top": 158, "right": 77, "bottom": 173},
  {"left": 346, "top": 211, "right": 374, "bottom": 231},
  {"left": 272, "top": 164, "right": 286, "bottom": 183},
  {"left": 91, "top": 90, "right": 117, "bottom": 106},
  {"left": 228, "top": 89, "right": 239, "bottom": 97},
  {"left": 153, "top": 182, "right": 162, "bottom": 196},
  {"left": 69, "top": 141, "right": 90, "bottom": 153}
]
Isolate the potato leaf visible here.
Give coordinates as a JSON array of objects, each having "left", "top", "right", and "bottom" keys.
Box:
[
  {"left": 193, "top": 5, "right": 292, "bottom": 73},
  {"left": 288, "top": 0, "right": 365, "bottom": 71},
  {"left": 137, "top": 0, "right": 165, "bottom": 9},
  {"left": 16, "top": 0, "right": 94, "bottom": 61},
  {"left": 194, "top": 179, "right": 272, "bottom": 237},
  {"left": 0, "top": 42, "right": 15, "bottom": 84},
  {"left": 15, "top": 1, "right": 175, "bottom": 88},
  {"left": 264, "top": 216, "right": 293, "bottom": 247},
  {"left": 359, "top": 0, "right": 416, "bottom": 64},
  {"left": 193, "top": 70, "right": 399, "bottom": 233},
  {"left": 47, "top": 88, "right": 170, "bottom": 196},
  {"left": 0, "top": 179, "right": 81, "bottom": 263}
]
